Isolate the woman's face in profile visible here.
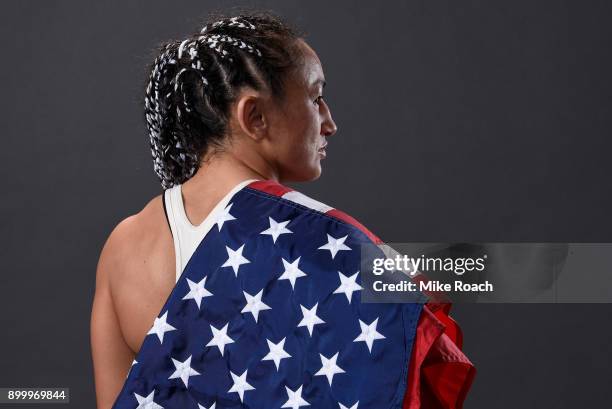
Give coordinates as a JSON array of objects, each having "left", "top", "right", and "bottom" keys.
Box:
[{"left": 265, "top": 39, "right": 338, "bottom": 183}]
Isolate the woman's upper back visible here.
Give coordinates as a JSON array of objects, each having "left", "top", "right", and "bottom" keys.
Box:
[
  {"left": 106, "top": 179, "right": 257, "bottom": 355},
  {"left": 107, "top": 194, "right": 177, "bottom": 355},
  {"left": 91, "top": 193, "right": 178, "bottom": 409}
]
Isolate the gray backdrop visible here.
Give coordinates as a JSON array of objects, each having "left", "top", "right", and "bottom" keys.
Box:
[{"left": 1, "top": 1, "right": 611, "bottom": 407}]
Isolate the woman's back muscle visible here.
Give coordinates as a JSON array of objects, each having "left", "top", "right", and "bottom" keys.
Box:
[{"left": 91, "top": 194, "right": 175, "bottom": 408}]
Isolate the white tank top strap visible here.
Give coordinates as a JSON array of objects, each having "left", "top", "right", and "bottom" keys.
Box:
[{"left": 163, "top": 178, "right": 260, "bottom": 283}]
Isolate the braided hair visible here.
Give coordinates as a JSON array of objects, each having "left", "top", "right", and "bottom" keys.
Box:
[{"left": 144, "top": 13, "right": 303, "bottom": 189}]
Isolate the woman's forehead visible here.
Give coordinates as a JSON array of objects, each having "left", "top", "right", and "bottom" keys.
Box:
[{"left": 294, "top": 40, "right": 325, "bottom": 88}]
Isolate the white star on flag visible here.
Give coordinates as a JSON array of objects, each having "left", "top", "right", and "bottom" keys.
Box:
[
  {"left": 262, "top": 337, "right": 291, "bottom": 370},
  {"left": 134, "top": 390, "right": 164, "bottom": 409},
  {"left": 314, "top": 352, "right": 345, "bottom": 386},
  {"left": 333, "top": 271, "right": 363, "bottom": 304},
  {"left": 297, "top": 303, "right": 325, "bottom": 336},
  {"left": 215, "top": 202, "right": 236, "bottom": 230},
  {"left": 339, "top": 402, "right": 359, "bottom": 409},
  {"left": 260, "top": 216, "right": 293, "bottom": 243},
  {"left": 146, "top": 311, "right": 176, "bottom": 344},
  {"left": 227, "top": 369, "right": 255, "bottom": 403},
  {"left": 206, "top": 323, "right": 235, "bottom": 356},
  {"left": 182, "top": 276, "right": 213, "bottom": 309},
  {"left": 241, "top": 289, "right": 272, "bottom": 322},
  {"left": 318, "top": 234, "right": 351, "bottom": 259},
  {"left": 221, "top": 244, "right": 250, "bottom": 276},
  {"left": 198, "top": 403, "right": 216, "bottom": 409},
  {"left": 168, "top": 355, "right": 200, "bottom": 388},
  {"left": 132, "top": 359, "right": 138, "bottom": 366},
  {"left": 353, "top": 317, "right": 386, "bottom": 353},
  {"left": 278, "top": 257, "right": 307, "bottom": 290},
  {"left": 281, "top": 385, "right": 310, "bottom": 409}
]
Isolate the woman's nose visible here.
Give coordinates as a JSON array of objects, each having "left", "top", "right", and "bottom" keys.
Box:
[{"left": 321, "top": 102, "right": 338, "bottom": 137}]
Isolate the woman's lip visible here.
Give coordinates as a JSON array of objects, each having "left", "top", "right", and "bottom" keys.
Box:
[{"left": 318, "top": 149, "right": 327, "bottom": 158}]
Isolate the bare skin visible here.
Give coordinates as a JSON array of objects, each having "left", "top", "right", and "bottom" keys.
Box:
[{"left": 90, "top": 39, "right": 337, "bottom": 408}]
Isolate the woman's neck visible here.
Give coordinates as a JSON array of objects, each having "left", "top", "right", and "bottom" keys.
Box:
[{"left": 180, "top": 150, "right": 277, "bottom": 211}]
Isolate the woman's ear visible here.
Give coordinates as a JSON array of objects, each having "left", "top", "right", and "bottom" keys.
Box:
[{"left": 235, "top": 93, "right": 267, "bottom": 141}]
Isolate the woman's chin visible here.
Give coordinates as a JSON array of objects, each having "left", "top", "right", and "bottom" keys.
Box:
[{"left": 306, "top": 162, "right": 323, "bottom": 181}]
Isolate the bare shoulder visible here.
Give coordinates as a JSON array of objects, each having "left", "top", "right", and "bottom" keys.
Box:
[
  {"left": 110, "top": 194, "right": 166, "bottom": 246},
  {"left": 98, "top": 194, "right": 165, "bottom": 277},
  {"left": 98, "top": 193, "right": 176, "bottom": 354}
]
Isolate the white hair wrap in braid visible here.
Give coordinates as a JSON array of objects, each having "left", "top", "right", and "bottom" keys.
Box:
[
  {"left": 197, "top": 34, "right": 263, "bottom": 62},
  {"left": 201, "top": 16, "right": 257, "bottom": 33},
  {"left": 145, "top": 16, "right": 264, "bottom": 189}
]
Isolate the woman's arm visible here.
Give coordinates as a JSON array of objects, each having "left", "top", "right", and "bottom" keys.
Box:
[{"left": 90, "top": 219, "right": 136, "bottom": 409}]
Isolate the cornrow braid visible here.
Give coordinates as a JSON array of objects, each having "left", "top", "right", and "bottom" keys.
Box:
[
  {"left": 198, "top": 34, "right": 263, "bottom": 60},
  {"left": 143, "top": 12, "right": 303, "bottom": 189}
]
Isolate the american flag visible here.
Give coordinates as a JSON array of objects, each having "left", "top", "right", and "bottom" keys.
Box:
[{"left": 112, "top": 180, "right": 424, "bottom": 409}]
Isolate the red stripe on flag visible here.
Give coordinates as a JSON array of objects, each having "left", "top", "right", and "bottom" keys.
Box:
[
  {"left": 325, "top": 208, "right": 383, "bottom": 245},
  {"left": 247, "top": 180, "right": 293, "bottom": 196}
]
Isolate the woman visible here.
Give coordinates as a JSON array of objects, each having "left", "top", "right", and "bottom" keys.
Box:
[{"left": 91, "top": 12, "right": 474, "bottom": 409}]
